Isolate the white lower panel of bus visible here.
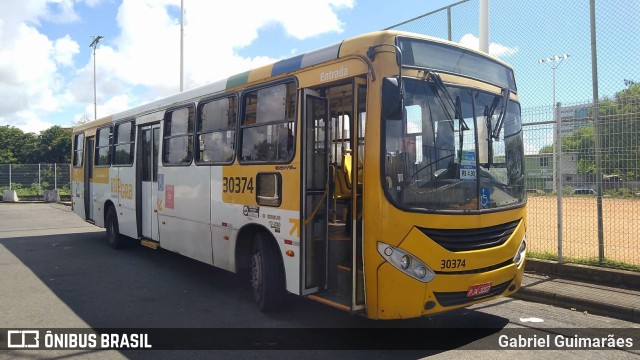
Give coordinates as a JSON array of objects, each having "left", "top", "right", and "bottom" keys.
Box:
[{"left": 158, "top": 215, "right": 214, "bottom": 266}]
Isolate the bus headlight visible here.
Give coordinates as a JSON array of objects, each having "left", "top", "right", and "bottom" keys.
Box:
[
  {"left": 400, "top": 255, "right": 411, "bottom": 269},
  {"left": 377, "top": 242, "right": 435, "bottom": 283},
  {"left": 513, "top": 235, "right": 527, "bottom": 267}
]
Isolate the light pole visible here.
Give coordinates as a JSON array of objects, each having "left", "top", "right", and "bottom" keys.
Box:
[
  {"left": 539, "top": 53, "right": 569, "bottom": 263},
  {"left": 89, "top": 35, "right": 104, "bottom": 120},
  {"left": 538, "top": 53, "right": 570, "bottom": 193},
  {"left": 180, "top": 0, "right": 184, "bottom": 92}
]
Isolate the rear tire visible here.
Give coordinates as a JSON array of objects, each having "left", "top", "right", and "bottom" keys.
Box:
[
  {"left": 250, "top": 232, "right": 286, "bottom": 312},
  {"left": 105, "top": 207, "right": 126, "bottom": 249}
]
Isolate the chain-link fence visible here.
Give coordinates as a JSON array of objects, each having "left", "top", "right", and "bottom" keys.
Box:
[
  {"left": 0, "top": 164, "right": 71, "bottom": 200},
  {"left": 523, "top": 101, "right": 640, "bottom": 268},
  {"left": 388, "top": 0, "right": 640, "bottom": 269}
]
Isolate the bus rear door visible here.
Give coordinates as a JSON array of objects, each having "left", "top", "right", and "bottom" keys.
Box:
[
  {"left": 84, "top": 136, "right": 94, "bottom": 221},
  {"left": 137, "top": 123, "right": 160, "bottom": 241}
]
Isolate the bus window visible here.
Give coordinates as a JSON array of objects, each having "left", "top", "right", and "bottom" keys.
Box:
[
  {"left": 95, "top": 126, "right": 112, "bottom": 166},
  {"left": 197, "top": 96, "right": 237, "bottom": 164},
  {"left": 113, "top": 120, "right": 135, "bottom": 166},
  {"left": 163, "top": 106, "right": 195, "bottom": 165},
  {"left": 73, "top": 133, "right": 84, "bottom": 167},
  {"left": 240, "top": 82, "right": 296, "bottom": 162}
]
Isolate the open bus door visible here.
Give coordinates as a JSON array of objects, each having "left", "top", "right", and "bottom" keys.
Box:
[
  {"left": 301, "top": 90, "right": 328, "bottom": 296},
  {"left": 351, "top": 77, "right": 366, "bottom": 311},
  {"left": 84, "top": 137, "right": 94, "bottom": 221},
  {"left": 136, "top": 123, "right": 161, "bottom": 241},
  {"left": 301, "top": 77, "right": 367, "bottom": 312}
]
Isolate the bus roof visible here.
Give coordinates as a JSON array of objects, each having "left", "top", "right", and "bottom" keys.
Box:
[{"left": 73, "top": 30, "right": 513, "bottom": 133}]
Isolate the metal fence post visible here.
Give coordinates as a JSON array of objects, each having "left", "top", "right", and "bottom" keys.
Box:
[
  {"left": 54, "top": 163, "right": 58, "bottom": 189},
  {"left": 447, "top": 6, "right": 452, "bottom": 41},
  {"left": 590, "top": 0, "right": 605, "bottom": 264},
  {"left": 8, "top": 164, "right": 11, "bottom": 190},
  {"left": 556, "top": 102, "right": 563, "bottom": 263}
]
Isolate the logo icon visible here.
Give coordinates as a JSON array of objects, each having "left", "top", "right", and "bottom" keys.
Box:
[{"left": 7, "top": 330, "right": 40, "bottom": 348}]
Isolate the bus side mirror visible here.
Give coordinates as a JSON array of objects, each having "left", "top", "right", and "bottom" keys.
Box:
[{"left": 382, "top": 77, "right": 404, "bottom": 120}]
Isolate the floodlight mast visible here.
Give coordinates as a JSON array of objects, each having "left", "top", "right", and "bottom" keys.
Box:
[{"left": 89, "top": 35, "right": 104, "bottom": 120}]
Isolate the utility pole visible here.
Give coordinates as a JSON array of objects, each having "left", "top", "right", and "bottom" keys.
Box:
[
  {"left": 539, "top": 53, "right": 569, "bottom": 263},
  {"left": 180, "top": 0, "right": 184, "bottom": 92},
  {"left": 89, "top": 35, "right": 104, "bottom": 120},
  {"left": 538, "top": 53, "right": 570, "bottom": 193}
]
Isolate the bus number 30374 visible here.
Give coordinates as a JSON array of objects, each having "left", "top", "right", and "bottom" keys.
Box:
[
  {"left": 441, "top": 259, "right": 466, "bottom": 269},
  {"left": 222, "top": 176, "right": 254, "bottom": 194}
]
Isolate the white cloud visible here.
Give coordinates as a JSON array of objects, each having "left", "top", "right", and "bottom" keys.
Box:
[
  {"left": 0, "top": 1, "right": 83, "bottom": 132},
  {"left": 0, "top": 0, "right": 354, "bottom": 133},
  {"left": 459, "top": 33, "right": 518, "bottom": 58},
  {"left": 53, "top": 34, "right": 80, "bottom": 66}
]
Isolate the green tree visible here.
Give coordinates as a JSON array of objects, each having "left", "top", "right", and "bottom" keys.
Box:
[
  {"left": 0, "top": 125, "right": 38, "bottom": 163},
  {"left": 597, "top": 83, "right": 640, "bottom": 180},
  {"left": 540, "top": 83, "right": 640, "bottom": 180},
  {"left": 38, "top": 126, "right": 72, "bottom": 163},
  {"left": 0, "top": 125, "right": 72, "bottom": 164}
]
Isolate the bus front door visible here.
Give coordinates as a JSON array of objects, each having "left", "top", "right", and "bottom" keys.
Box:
[
  {"left": 139, "top": 124, "right": 160, "bottom": 241},
  {"left": 302, "top": 90, "right": 329, "bottom": 295}
]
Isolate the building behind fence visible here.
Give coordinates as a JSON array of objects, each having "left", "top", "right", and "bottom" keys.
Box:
[{"left": 387, "top": 0, "right": 640, "bottom": 268}]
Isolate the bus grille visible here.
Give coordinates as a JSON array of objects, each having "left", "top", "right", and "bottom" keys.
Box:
[
  {"left": 433, "top": 279, "right": 512, "bottom": 307},
  {"left": 418, "top": 220, "right": 520, "bottom": 252}
]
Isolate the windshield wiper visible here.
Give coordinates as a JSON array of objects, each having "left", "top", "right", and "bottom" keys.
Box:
[
  {"left": 426, "top": 71, "right": 469, "bottom": 131},
  {"left": 491, "top": 88, "right": 510, "bottom": 139}
]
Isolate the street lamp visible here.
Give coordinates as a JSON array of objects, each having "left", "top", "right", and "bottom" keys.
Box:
[
  {"left": 538, "top": 53, "right": 570, "bottom": 193},
  {"left": 539, "top": 53, "right": 569, "bottom": 264},
  {"left": 180, "top": 0, "right": 184, "bottom": 92},
  {"left": 538, "top": 54, "right": 570, "bottom": 114},
  {"left": 89, "top": 35, "right": 104, "bottom": 120}
]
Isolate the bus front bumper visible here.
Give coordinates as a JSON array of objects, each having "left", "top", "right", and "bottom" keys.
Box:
[{"left": 375, "top": 259, "right": 525, "bottom": 319}]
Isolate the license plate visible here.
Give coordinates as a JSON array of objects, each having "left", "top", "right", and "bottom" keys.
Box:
[{"left": 466, "top": 282, "right": 492, "bottom": 297}]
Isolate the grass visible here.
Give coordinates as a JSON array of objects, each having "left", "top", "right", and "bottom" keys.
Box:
[
  {"left": 528, "top": 251, "right": 640, "bottom": 272},
  {"left": 1, "top": 185, "right": 71, "bottom": 197}
]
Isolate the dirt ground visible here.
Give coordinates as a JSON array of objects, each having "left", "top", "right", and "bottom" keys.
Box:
[{"left": 526, "top": 195, "right": 640, "bottom": 266}]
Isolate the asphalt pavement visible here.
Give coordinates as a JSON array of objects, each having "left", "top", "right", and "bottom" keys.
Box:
[
  {"left": 1, "top": 201, "right": 639, "bottom": 325},
  {"left": 514, "top": 259, "right": 640, "bottom": 323}
]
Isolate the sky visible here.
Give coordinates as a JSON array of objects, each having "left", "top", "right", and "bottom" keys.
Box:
[
  {"left": 0, "top": 0, "right": 637, "bottom": 136},
  {"left": 0, "top": 0, "right": 485, "bottom": 133}
]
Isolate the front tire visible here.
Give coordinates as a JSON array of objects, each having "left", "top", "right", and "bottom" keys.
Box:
[
  {"left": 250, "top": 232, "right": 285, "bottom": 312},
  {"left": 105, "top": 207, "right": 126, "bottom": 249}
]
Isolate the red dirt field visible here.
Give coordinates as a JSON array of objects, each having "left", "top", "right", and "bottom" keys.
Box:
[{"left": 526, "top": 195, "right": 640, "bottom": 266}]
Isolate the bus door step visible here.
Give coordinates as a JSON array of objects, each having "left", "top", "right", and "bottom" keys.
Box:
[
  {"left": 307, "top": 292, "right": 350, "bottom": 312},
  {"left": 140, "top": 238, "right": 159, "bottom": 249}
]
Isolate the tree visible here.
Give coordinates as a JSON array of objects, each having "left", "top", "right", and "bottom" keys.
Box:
[
  {"left": 0, "top": 125, "right": 72, "bottom": 164},
  {"left": 539, "top": 83, "right": 640, "bottom": 180},
  {"left": 38, "top": 126, "right": 72, "bottom": 163},
  {"left": 0, "top": 125, "right": 38, "bottom": 163},
  {"left": 597, "top": 83, "right": 640, "bottom": 180}
]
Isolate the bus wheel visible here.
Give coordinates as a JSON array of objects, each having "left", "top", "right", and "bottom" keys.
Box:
[
  {"left": 105, "top": 207, "right": 126, "bottom": 249},
  {"left": 250, "top": 232, "right": 285, "bottom": 312}
]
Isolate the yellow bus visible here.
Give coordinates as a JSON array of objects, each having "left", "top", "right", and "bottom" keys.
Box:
[{"left": 71, "top": 30, "right": 527, "bottom": 320}]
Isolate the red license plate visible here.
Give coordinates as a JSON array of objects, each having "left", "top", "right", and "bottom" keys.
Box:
[{"left": 466, "top": 282, "right": 492, "bottom": 297}]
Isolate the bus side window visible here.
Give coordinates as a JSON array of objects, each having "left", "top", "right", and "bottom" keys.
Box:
[
  {"left": 95, "top": 126, "right": 112, "bottom": 166},
  {"left": 197, "top": 96, "right": 236, "bottom": 164},
  {"left": 240, "top": 82, "right": 296, "bottom": 162},
  {"left": 113, "top": 120, "right": 135, "bottom": 165},
  {"left": 73, "top": 133, "right": 85, "bottom": 167},
  {"left": 163, "top": 106, "right": 194, "bottom": 165}
]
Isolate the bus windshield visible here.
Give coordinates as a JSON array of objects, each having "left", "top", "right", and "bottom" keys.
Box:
[{"left": 383, "top": 77, "right": 526, "bottom": 212}]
